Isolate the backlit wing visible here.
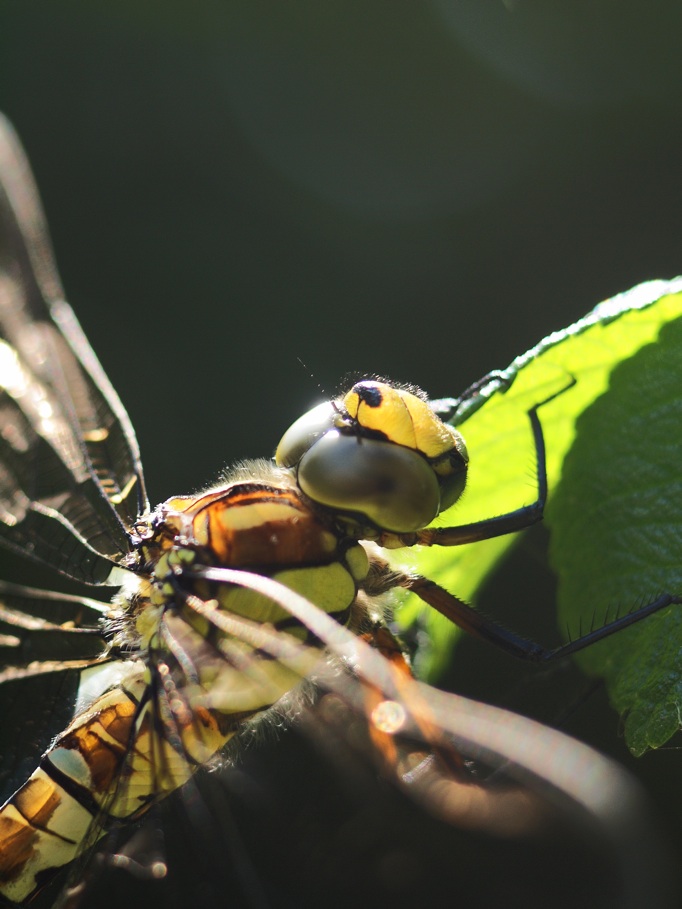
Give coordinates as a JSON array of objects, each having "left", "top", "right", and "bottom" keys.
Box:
[
  {"left": 0, "top": 581, "right": 108, "bottom": 814},
  {"left": 0, "top": 115, "right": 147, "bottom": 585}
]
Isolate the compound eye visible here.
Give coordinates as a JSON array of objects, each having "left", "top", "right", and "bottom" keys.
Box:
[
  {"left": 297, "top": 430, "right": 441, "bottom": 533},
  {"left": 432, "top": 436, "right": 469, "bottom": 513},
  {"left": 275, "top": 401, "right": 338, "bottom": 468},
  {"left": 437, "top": 466, "right": 467, "bottom": 513}
]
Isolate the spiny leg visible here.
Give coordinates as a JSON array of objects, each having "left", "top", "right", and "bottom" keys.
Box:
[{"left": 394, "top": 569, "right": 681, "bottom": 665}]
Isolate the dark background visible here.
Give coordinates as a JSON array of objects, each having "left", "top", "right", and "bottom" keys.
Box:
[
  {"left": 1, "top": 3, "right": 681, "bottom": 908},
  {"left": 1, "top": 2, "right": 681, "bottom": 502}
]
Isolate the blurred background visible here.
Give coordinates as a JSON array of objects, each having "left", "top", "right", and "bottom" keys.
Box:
[
  {"left": 1, "top": 1, "right": 681, "bottom": 500},
  {"left": 1, "top": 2, "right": 681, "bottom": 907}
]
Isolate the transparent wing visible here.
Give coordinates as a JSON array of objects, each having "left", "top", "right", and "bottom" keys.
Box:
[
  {"left": 0, "top": 581, "right": 108, "bottom": 670},
  {"left": 0, "top": 581, "right": 108, "bottom": 807},
  {"left": 0, "top": 115, "right": 147, "bottom": 585}
]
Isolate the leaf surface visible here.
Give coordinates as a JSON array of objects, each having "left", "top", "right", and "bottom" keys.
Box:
[{"left": 397, "top": 278, "right": 682, "bottom": 753}]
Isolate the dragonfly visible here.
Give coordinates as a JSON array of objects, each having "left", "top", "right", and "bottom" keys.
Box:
[{"left": 0, "top": 113, "right": 676, "bottom": 909}]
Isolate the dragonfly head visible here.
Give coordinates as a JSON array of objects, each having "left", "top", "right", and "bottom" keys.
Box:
[{"left": 275, "top": 380, "right": 468, "bottom": 534}]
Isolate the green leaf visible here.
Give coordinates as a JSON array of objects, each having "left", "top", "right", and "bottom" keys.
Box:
[
  {"left": 396, "top": 278, "right": 682, "bottom": 754},
  {"left": 549, "top": 315, "right": 682, "bottom": 756}
]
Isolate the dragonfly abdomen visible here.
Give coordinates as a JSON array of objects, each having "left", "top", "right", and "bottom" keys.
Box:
[{"left": 0, "top": 659, "right": 240, "bottom": 904}]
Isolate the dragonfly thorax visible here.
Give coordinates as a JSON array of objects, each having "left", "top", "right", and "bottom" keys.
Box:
[{"left": 137, "top": 464, "right": 371, "bottom": 644}]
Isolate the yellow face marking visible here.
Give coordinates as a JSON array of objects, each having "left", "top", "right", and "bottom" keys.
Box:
[
  {"left": 344, "top": 382, "right": 460, "bottom": 460},
  {"left": 345, "top": 384, "right": 419, "bottom": 449}
]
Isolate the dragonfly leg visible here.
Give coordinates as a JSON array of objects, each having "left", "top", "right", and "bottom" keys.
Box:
[
  {"left": 398, "top": 572, "right": 681, "bottom": 664},
  {"left": 383, "top": 377, "right": 577, "bottom": 551}
]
